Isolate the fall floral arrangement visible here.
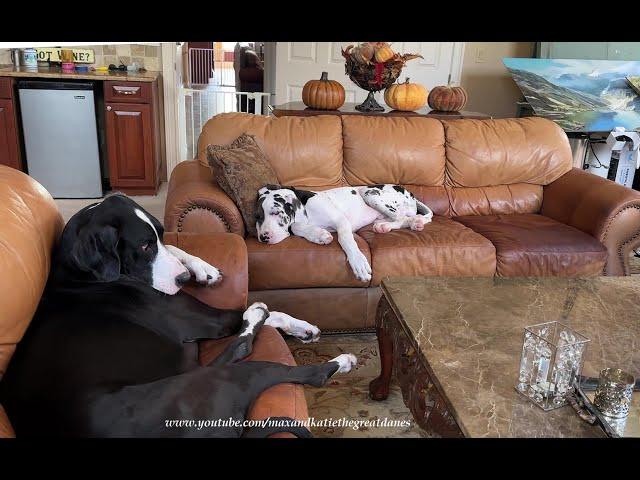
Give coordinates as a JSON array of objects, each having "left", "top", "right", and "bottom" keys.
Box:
[{"left": 342, "top": 42, "right": 423, "bottom": 111}]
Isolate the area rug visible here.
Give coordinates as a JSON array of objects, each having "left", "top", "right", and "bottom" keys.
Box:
[{"left": 286, "top": 333, "right": 429, "bottom": 438}]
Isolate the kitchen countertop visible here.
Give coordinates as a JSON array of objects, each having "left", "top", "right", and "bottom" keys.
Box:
[{"left": 0, "top": 65, "right": 160, "bottom": 82}]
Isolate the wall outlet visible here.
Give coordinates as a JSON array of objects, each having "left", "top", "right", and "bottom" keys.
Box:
[{"left": 475, "top": 46, "right": 487, "bottom": 63}]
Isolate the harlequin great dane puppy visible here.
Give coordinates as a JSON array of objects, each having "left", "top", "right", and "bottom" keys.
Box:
[{"left": 256, "top": 184, "right": 434, "bottom": 282}]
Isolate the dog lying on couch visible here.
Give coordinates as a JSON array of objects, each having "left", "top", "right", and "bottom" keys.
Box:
[
  {"left": 256, "top": 184, "right": 434, "bottom": 282},
  {"left": 0, "top": 193, "right": 356, "bottom": 437}
]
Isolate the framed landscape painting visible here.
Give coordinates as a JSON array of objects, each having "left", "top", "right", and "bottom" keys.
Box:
[{"left": 503, "top": 58, "right": 640, "bottom": 132}]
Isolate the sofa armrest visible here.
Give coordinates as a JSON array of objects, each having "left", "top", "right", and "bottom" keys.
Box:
[
  {"left": 164, "top": 160, "right": 245, "bottom": 237},
  {"left": 163, "top": 232, "right": 248, "bottom": 311},
  {"left": 541, "top": 168, "right": 640, "bottom": 275}
]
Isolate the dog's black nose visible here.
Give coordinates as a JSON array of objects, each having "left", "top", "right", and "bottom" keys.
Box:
[
  {"left": 175, "top": 271, "right": 191, "bottom": 287},
  {"left": 259, "top": 233, "right": 269, "bottom": 243}
]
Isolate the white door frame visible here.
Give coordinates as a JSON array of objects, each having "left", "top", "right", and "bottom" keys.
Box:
[
  {"left": 161, "top": 42, "right": 181, "bottom": 178},
  {"left": 450, "top": 42, "right": 466, "bottom": 85}
]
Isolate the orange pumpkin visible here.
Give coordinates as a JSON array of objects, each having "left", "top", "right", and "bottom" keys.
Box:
[
  {"left": 302, "top": 72, "right": 346, "bottom": 110},
  {"left": 427, "top": 85, "right": 468, "bottom": 112},
  {"left": 384, "top": 78, "right": 428, "bottom": 111},
  {"left": 374, "top": 43, "right": 395, "bottom": 63}
]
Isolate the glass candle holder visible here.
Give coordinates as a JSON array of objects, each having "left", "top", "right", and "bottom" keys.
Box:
[
  {"left": 593, "top": 368, "right": 635, "bottom": 419},
  {"left": 516, "top": 321, "right": 590, "bottom": 411}
]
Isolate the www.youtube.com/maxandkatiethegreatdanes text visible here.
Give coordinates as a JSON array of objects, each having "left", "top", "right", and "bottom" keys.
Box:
[{"left": 164, "top": 417, "right": 412, "bottom": 431}]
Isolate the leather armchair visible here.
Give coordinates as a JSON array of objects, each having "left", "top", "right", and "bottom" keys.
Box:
[{"left": 0, "top": 165, "right": 308, "bottom": 437}]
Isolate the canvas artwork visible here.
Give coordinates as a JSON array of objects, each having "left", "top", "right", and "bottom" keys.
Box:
[{"left": 503, "top": 58, "right": 640, "bottom": 132}]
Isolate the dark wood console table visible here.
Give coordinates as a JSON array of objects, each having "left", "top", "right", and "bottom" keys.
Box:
[{"left": 271, "top": 101, "right": 491, "bottom": 120}]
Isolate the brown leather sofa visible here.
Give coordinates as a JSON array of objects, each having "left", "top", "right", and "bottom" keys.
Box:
[
  {"left": 164, "top": 113, "right": 640, "bottom": 332},
  {"left": 0, "top": 165, "right": 307, "bottom": 438}
]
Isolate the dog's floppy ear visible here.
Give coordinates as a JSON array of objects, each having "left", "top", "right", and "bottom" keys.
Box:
[
  {"left": 70, "top": 225, "right": 121, "bottom": 282},
  {"left": 287, "top": 186, "right": 316, "bottom": 206},
  {"left": 255, "top": 194, "right": 266, "bottom": 225}
]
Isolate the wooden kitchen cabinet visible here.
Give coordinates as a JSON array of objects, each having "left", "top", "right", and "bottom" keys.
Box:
[
  {"left": 104, "top": 80, "right": 161, "bottom": 195},
  {"left": 0, "top": 78, "right": 23, "bottom": 171}
]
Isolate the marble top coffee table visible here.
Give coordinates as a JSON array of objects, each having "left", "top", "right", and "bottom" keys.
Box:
[{"left": 368, "top": 277, "right": 640, "bottom": 437}]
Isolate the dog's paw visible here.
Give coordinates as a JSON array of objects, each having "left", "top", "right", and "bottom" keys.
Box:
[
  {"left": 330, "top": 353, "right": 358, "bottom": 374},
  {"left": 240, "top": 302, "right": 269, "bottom": 337},
  {"left": 243, "top": 302, "right": 269, "bottom": 322},
  {"left": 347, "top": 251, "right": 372, "bottom": 283},
  {"left": 296, "top": 322, "right": 321, "bottom": 343},
  {"left": 246, "top": 301, "right": 268, "bottom": 314},
  {"left": 313, "top": 229, "right": 334, "bottom": 245},
  {"left": 373, "top": 221, "right": 393, "bottom": 234},
  {"left": 409, "top": 215, "right": 430, "bottom": 231},
  {"left": 185, "top": 257, "right": 223, "bottom": 286},
  {"left": 284, "top": 319, "right": 321, "bottom": 343}
]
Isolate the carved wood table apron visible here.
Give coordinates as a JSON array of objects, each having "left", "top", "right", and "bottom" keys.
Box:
[{"left": 369, "top": 277, "right": 640, "bottom": 437}]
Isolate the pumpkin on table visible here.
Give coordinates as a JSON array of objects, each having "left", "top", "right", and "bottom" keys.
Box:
[
  {"left": 427, "top": 85, "right": 468, "bottom": 112},
  {"left": 374, "top": 42, "right": 395, "bottom": 63},
  {"left": 384, "top": 78, "right": 428, "bottom": 111},
  {"left": 302, "top": 72, "right": 346, "bottom": 110}
]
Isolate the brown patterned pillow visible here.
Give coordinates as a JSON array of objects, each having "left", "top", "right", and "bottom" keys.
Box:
[{"left": 206, "top": 133, "right": 279, "bottom": 237}]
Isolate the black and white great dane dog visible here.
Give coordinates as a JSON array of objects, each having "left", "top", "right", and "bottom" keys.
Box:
[
  {"left": 0, "top": 193, "right": 356, "bottom": 438},
  {"left": 256, "top": 184, "right": 434, "bottom": 282}
]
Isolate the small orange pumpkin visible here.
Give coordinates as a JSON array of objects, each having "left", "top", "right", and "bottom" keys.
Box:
[
  {"left": 374, "top": 43, "right": 395, "bottom": 63},
  {"left": 302, "top": 72, "right": 346, "bottom": 110},
  {"left": 384, "top": 78, "right": 428, "bottom": 111},
  {"left": 427, "top": 85, "right": 468, "bottom": 112}
]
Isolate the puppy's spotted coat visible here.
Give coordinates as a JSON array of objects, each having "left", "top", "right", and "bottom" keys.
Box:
[{"left": 256, "top": 184, "right": 434, "bottom": 282}]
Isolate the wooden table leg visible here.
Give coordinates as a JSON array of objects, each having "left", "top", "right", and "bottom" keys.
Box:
[
  {"left": 369, "top": 296, "right": 394, "bottom": 401},
  {"left": 367, "top": 293, "right": 466, "bottom": 437}
]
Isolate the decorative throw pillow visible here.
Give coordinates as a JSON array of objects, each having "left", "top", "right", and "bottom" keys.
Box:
[{"left": 206, "top": 133, "right": 279, "bottom": 237}]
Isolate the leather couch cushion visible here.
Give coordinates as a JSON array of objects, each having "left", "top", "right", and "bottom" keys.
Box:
[
  {"left": 197, "top": 113, "right": 345, "bottom": 188},
  {"left": 358, "top": 216, "right": 497, "bottom": 285},
  {"left": 342, "top": 116, "right": 446, "bottom": 186},
  {"left": 405, "top": 185, "right": 450, "bottom": 217},
  {"left": 0, "top": 166, "right": 64, "bottom": 377},
  {"left": 247, "top": 235, "right": 371, "bottom": 289},
  {"left": 199, "top": 325, "right": 308, "bottom": 438},
  {"left": 448, "top": 183, "right": 543, "bottom": 217},
  {"left": 455, "top": 214, "right": 608, "bottom": 277},
  {"left": 442, "top": 117, "right": 572, "bottom": 187}
]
